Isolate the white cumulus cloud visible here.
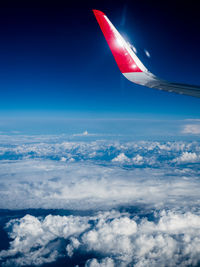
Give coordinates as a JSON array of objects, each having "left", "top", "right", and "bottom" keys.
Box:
[
  {"left": 0, "top": 214, "right": 90, "bottom": 266},
  {"left": 112, "top": 153, "right": 130, "bottom": 163},
  {"left": 173, "top": 151, "right": 199, "bottom": 163},
  {"left": 132, "top": 154, "right": 143, "bottom": 164},
  {"left": 1, "top": 210, "right": 200, "bottom": 266},
  {"left": 85, "top": 257, "right": 114, "bottom": 267}
]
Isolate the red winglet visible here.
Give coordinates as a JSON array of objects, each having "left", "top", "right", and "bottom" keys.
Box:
[{"left": 93, "top": 10, "right": 142, "bottom": 73}]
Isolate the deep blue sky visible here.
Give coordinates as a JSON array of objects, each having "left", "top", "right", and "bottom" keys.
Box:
[{"left": 0, "top": 1, "right": 200, "bottom": 119}]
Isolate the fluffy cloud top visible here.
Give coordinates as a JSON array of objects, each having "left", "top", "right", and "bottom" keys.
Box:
[
  {"left": 174, "top": 151, "right": 199, "bottom": 163},
  {"left": 112, "top": 153, "right": 144, "bottom": 165},
  {"left": 112, "top": 153, "right": 130, "bottom": 163},
  {"left": 85, "top": 257, "right": 114, "bottom": 267},
  {"left": 132, "top": 154, "right": 143, "bottom": 164},
  {"left": 1, "top": 210, "right": 200, "bottom": 266}
]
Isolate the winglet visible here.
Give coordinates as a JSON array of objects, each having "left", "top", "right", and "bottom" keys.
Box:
[
  {"left": 93, "top": 9, "right": 105, "bottom": 16},
  {"left": 93, "top": 10, "right": 200, "bottom": 98},
  {"left": 93, "top": 9, "right": 148, "bottom": 74}
]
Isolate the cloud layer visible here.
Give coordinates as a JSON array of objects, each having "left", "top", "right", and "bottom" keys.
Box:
[
  {"left": 0, "top": 136, "right": 200, "bottom": 210},
  {"left": 0, "top": 158, "right": 200, "bottom": 210},
  {"left": 1, "top": 210, "right": 200, "bottom": 266},
  {"left": 0, "top": 135, "right": 200, "bottom": 167},
  {"left": 0, "top": 135, "right": 200, "bottom": 266}
]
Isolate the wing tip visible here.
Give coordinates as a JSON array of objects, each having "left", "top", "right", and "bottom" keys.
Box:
[{"left": 92, "top": 9, "right": 105, "bottom": 17}]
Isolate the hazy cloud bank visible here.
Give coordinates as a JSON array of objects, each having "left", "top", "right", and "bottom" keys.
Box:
[
  {"left": 0, "top": 159, "right": 200, "bottom": 210},
  {"left": 0, "top": 136, "right": 200, "bottom": 210}
]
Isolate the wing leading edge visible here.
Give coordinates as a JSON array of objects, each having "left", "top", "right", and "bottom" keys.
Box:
[{"left": 93, "top": 9, "right": 200, "bottom": 98}]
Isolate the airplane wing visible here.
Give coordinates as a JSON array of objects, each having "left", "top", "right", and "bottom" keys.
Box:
[{"left": 93, "top": 9, "right": 200, "bottom": 98}]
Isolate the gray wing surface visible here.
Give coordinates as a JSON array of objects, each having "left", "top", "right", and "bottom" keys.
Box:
[{"left": 151, "top": 79, "right": 200, "bottom": 98}]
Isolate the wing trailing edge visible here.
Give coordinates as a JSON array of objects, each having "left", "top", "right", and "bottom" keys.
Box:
[{"left": 93, "top": 9, "right": 200, "bottom": 98}]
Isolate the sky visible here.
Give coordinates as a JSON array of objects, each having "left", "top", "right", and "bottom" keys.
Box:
[
  {"left": 0, "top": 1, "right": 200, "bottom": 122},
  {"left": 1, "top": 3, "right": 200, "bottom": 266}
]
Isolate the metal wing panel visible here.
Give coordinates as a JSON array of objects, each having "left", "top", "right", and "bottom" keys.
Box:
[
  {"left": 153, "top": 81, "right": 200, "bottom": 98},
  {"left": 124, "top": 72, "right": 200, "bottom": 98}
]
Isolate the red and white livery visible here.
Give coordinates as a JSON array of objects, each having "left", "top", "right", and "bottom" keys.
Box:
[{"left": 93, "top": 9, "right": 200, "bottom": 98}]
